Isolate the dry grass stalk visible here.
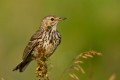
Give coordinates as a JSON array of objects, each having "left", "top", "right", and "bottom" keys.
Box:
[
  {"left": 69, "top": 50, "right": 101, "bottom": 80},
  {"left": 69, "top": 73, "right": 80, "bottom": 80},
  {"left": 75, "top": 50, "right": 102, "bottom": 60},
  {"left": 108, "top": 73, "right": 116, "bottom": 80},
  {"left": 35, "top": 60, "right": 49, "bottom": 80},
  {"left": 74, "top": 61, "right": 83, "bottom": 64},
  {"left": 73, "top": 65, "right": 85, "bottom": 74}
]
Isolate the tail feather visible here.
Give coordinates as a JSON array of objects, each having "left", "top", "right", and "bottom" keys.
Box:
[{"left": 13, "top": 60, "right": 31, "bottom": 72}]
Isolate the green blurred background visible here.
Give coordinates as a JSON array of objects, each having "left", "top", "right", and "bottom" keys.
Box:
[{"left": 0, "top": 0, "right": 120, "bottom": 80}]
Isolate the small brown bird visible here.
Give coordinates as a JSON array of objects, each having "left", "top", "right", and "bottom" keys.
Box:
[{"left": 13, "top": 15, "right": 66, "bottom": 72}]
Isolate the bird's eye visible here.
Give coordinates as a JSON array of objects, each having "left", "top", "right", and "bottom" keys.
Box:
[{"left": 50, "top": 18, "right": 54, "bottom": 21}]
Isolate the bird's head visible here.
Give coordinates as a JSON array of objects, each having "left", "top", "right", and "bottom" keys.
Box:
[{"left": 40, "top": 15, "right": 66, "bottom": 30}]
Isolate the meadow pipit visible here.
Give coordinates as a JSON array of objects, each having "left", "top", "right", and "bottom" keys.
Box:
[{"left": 13, "top": 15, "right": 66, "bottom": 72}]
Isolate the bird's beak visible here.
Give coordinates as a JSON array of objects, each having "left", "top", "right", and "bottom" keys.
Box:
[{"left": 57, "top": 17, "right": 67, "bottom": 21}]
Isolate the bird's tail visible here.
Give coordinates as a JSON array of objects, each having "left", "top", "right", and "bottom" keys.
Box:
[{"left": 13, "top": 60, "right": 31, "bottom": 72}]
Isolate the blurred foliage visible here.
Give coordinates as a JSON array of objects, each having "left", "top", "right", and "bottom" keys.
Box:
[{"left": 0, "top": 0, "right": 120, "bottom": 80}]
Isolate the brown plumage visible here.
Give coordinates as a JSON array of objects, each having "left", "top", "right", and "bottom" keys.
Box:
[{"left": 13, "top": 15, "right": 66, "bottom": 72}]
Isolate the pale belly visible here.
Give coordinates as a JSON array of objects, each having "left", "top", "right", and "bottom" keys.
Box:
[
  {"left": 45, "top": 43, "right": 56, "bottom": 57},
  {"left": 32, "top": 40, "right": 58, "bottom": 59}
]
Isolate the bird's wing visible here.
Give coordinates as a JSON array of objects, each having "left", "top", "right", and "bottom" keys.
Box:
[
  {"left": 22, "top": 40, "right": 39, "bottom": 60},
  {"left": 22, "top": 30, "right": 42, "bottom": 60},
  {"left": 30, "top": 29, "right": 43, "bottom": 41}
]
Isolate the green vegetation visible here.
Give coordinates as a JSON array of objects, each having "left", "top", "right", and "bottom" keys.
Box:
[{"left": 0, "top": 0, "right": 120, "bottom": 80}]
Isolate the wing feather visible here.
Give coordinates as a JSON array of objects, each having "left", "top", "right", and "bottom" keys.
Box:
[
  {"left": 22, "top": 30, "right": 43, "bottom": 60},
  {"left": 22, "top": 40, "right": 38, "bottom": 60}
]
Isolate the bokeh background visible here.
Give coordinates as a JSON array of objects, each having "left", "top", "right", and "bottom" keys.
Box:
[{"left": 0, "top": 0, "right": 120, "bottom": 80}]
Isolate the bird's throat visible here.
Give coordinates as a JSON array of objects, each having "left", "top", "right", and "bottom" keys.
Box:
[{"left": 52, "top": 23, "right": 57, "bottom": 30}]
